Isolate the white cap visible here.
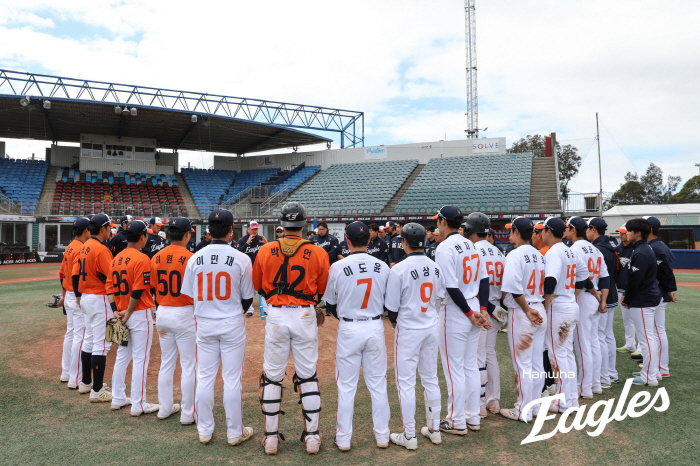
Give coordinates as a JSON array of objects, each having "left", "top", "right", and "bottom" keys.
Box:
[
  {"left": 314, "top": 227, "right": 319, "bottom": 233},
  {"left": 158, "top": 231, "right": 166, "bottom": 238},
  {"left": 379, "top": 226, "right": 385, "bottom": 232},
  {"left": 249, "top": 220, "right": 259, "bottom": 228},
  {"left": 434, "top": 228, "right": 439, "bottom": 234}
]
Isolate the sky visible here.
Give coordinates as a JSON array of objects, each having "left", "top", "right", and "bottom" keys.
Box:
[{"left": 0, "top": 0, "right": 698, "bottom": 195}]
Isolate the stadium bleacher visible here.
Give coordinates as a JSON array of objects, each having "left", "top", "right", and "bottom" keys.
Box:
[
  {"left": 227, "top": 168, "right": 279, "bottom": 202},
  {"left": 272, "top": 165, "right": 320, "bottom": 195},
  {"left": 51, "top": 168, "right": 187, "bottom": 217},
  {"left": 284, "top": 160, "right": 418, "bottom": 216},
  {"left": 181, "top": 168, "right": 236, "bottom": 213},
  {"left": 396, "top": 153, "right": 533, "bottom": 214},
  {"left": 0, "top": 158, "right": 48, "bottom": 214}
]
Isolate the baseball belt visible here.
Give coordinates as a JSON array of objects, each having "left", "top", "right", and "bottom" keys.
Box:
[{"left": 342, "top": 315, "right": 382, "bottom": 322}]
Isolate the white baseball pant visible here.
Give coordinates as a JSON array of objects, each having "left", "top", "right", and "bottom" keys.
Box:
[
  {"left": 439, "top": 299, "right": 481, "bottom": 429},
  {"left": 545, "top": 301, "right": 579, "bottom": 412},
  {"left": 477, "top": 314, "right": 503, "bottom": 412},
  {"left": 261, "top": 305, "right": 320, "bottom": 443},
  {"left": 63, "top": 291, "right": 85, "bottom": 388},
  {"left": 654, "top": 301, "right": 669, "bottom": 375},
  {"left": 630, "top": 305, "right": 661, "bottom": 384},
  {"left": 335, "top": 319, "right": 390, "bottom": 447},
  {"left": 195, "top": 314, "right": 247, "bottom": 438},
  {"left": 80, "top": 294, "right": 111, "bottom": 356},
  {"left": 599, "top": 303, "right": 619, "bottom": 384},
  {"left": 394, "top": 324, "right": 441, "bottom": 439},
  {"left": 111, "top": 309, "right": 154, "bottom": 413},
  {"left": 573, "top": 292, "right": 598, "bottom": 397},
  {"left": 618, "top": 291, "right": 638, "bottom": 352},
  {"left": 156, "top": 304, "right": 196, "bottom": 423}
]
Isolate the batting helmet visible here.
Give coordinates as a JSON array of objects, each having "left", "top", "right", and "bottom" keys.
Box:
[
  {"left": 464, "top": 212, "right": 490, "bottom": 235},
  {"left": 402, "top": 222, "right": 426, "bottom": 248},
  {"left": 279, "top": 202, "right": 307, "bottom": 228}
]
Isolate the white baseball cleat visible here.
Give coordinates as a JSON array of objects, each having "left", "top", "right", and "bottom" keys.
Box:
[
  {"left": 439, "top": 420, "right": 468, "bottom": 436},
  {"left": 263, "top": 436, "right": 279, "bottom": 455},
  {"left": 580, "top": 394, "right": 593, "bottom": 399},
  {"left": 334, "top": 437, "right": 351, "bottom": 451},
  {"left": 305, "top": 435, "right": 321, "bottom": 454},
  {"left": 228, "top": 426, "right": 254, "bottom": 446},
  {"left": 592, "top": 390, "right": 603, "bottom": 395},
  {"left": 111, "top": 397, "right": 131, "bottom": 411},
  {"left": 131, "top": 403, "right": 159, "bottom": 416},
  {"left": 199, "top": 434, "right": 212, "bottom": 445},
  {"left": 420, "top": 427, "right": 442, "bottom": 445},
  {"left": 601, "top": 384, "right": 612, "bottom": 389},
  {"left": 376, "top": 440, "right": 389, "bottom": 449},
  {"left": 60, "top": 376, "right": 69, "bottom": 383},
  {"left": 390, "top": 432, "right": 417, "bottom": 450},
  {"left": 158, "top": 403, "right": 181, "bottom": 420},
  {"left": 547, "top": 384, "right": 557, "bottom": 396},
  {"left": 499, "top": 408, "right": 522, "bottom": 421},
  {"left": 467, "top": 423, "right": 480, "bottom": 432},
  {"left": 89, "top": 386, "right": 112, "bottom": 403},
  {"left": 78, "top": 381, "right": 93, "bottom": 394},
  {"left": 479, "top": 406, "right": 488, "bottom": 418},
  {"left": 486, "top": 401, "right": 501, "bottom": 415},
  {"left": 246, "top": 310, "right": 254, "bottom": 318}
]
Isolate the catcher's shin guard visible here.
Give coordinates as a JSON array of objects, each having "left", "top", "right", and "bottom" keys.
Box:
[
  {"left": 424, "top": 392, "right": 441, "bottom": 430},
  {"left": 480, "top": 364, "right": 487, "bottom": 401},
  {"left": 260, "top": 373, "right": 285, "bottom": 442},
  {"left": 293, "top": 372, "right": 321, "bottom": 443}
]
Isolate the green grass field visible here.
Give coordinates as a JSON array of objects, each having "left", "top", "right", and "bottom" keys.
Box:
[{"left": 1, "top": 266, "right": 698, "bottom": 465}]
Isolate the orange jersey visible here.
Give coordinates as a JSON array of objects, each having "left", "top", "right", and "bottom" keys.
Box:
[
  {"left": 151, "top": 245, "right": 194, "bottom": 307},
  {"left": 539, "top": 246, "right": 550, "bottom": 256},
  {"left": 106, "top": 247, "right": 155, "bottom": 311},
  {"left": 253, "top": 236, "right": 329, "bottom": 306},
  {"left": 60, "top": 239, "right": 83, "bottom": 291},
  {"left": 72, "top": 238, "right": 113, "bottom": 295}
]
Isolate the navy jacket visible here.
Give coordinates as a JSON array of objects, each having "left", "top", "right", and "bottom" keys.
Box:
[
  {"left": 367, "top": 237, "right": 388, "bottom": 263},
  {"left": 338, "top": 240, "right": 350, "bottom": 259},
  {"left": 196, "top": 239, "right": 210, "bottom": 251},
  {"left": 623, "top": 240, "right": 662, "bottom": 308},
  {"left": 426, "top": 241, "right": 438, "bottom": 261},
  {"left": 144, "top": 233, "right": 166, "bottom": 259},
  {"left": 108, "top": 227, "right": 128, "bottom": 258},
  {"left": 389, "top": 234, "right": 406, "bottom": 265},
  {"left": 236, "top": 234, "right": 266, "bottom": 264},
  {"left": 648, "top": 238, "right": 677, "bottom": 303},
  {"left": 616, "top": 242, "right": 634, "bottom": 291},
  {"left": 186, "top": 240, "right": 196, "bottom": 253},
  {"left": 593, "top": 236, "right": 619, "bottom": 305},
  {"left": 311, "top": 234, "right": 339, "bottom": 265}
]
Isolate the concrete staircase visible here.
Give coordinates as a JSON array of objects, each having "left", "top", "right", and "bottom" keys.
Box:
[
  {"left": 175, "top": 173, "right": 201, "bottom": 218},
  {"left": 381, "top": 163, "right": 425, "bottom": 216},
  {"left": 529, "top": 157, "right": 561, "bottom": 211},
  {"left": 36, "top": 166, "right": 59, "bottom": 215}
]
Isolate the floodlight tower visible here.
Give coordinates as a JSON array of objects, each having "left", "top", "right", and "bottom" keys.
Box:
[{"left": 464, "top": 0, "right": 479, "bottom": 139}]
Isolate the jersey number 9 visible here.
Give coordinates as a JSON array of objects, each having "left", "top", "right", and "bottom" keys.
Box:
[{"left": 420, "top": 282, "right": 433, "bottom": 313}]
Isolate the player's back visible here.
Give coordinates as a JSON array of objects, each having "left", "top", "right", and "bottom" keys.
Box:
[
  {"left": 61, "top": 239, "right": 83, "bottom": 292},
  {"left": 544, "top": 242, "right": 581, "bottom": 304},
  {"left": 152, "top": 244, "right": 194, "bottom": 307},
  {"left": 501, "top": 244, "right": 545, "bottom": 309},
  {"left": 475, "top": 239, "right": 505, "bottom": 303},
  {"left": 385, "top": 253, "right": 446, "bottom": 329},
  {"left": 182, "top": 242, "right": 254, "bottom": 319},
  {"left": 107, "top": 247, "right": 155, "bottom": 311},
  {"left": 325, "top": 252, "right": 389, "bottom": 320},
  {"left": 571, "top": 239, "right": 609, "bottom": 289},
  {"left": 73, "top": 237, "right": 113, "bottom": 295},
  {"left": 435, "top": 233, "right": 484, "bottom": 302}
]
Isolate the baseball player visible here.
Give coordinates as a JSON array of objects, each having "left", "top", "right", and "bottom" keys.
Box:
[
  {"left": 337, "top": 231, "right": 351, "bottom": 261},
  {"left": 426, "top": 228, "right": 439, "bottom": 261},
  {"left": 311, "top": 221, "right": 339, "bottom": 266},
  {"left": 58, "top": 217, "right": 90, "bottom": 388},
  {"left": 253, "top": 202, "right": 329, "bottom": 455},
  {"left": 385, "top": 223, "right": 445, "bottom": 450},
  {"left": 72, "top": 213, "right": 115, "bottom": 402},
  {"left": 236, "top": 220, "right": 267, "bottom": 317},
  {"left": 378, "top": 225, "right": 387, "bottom": 241},
  {"left": 186, "top": 232, "right": 197, "bottom": 253},
  {"left": 108, "top": 215, "right": 132, "bottom": 257},
  {"left": 152, "top": 217, "right": 195, "bottom": 423},
  {"left": 587, "top": 217, "right": 621, "bottom": 387},
  {"left": 620, "top": 218, "right": 663, "bottom": 386},
  {"left": 389, "top": 220, "right": 407, "bottom": 267},
  {"left": 464, "top": 212, "right": 506, "bottom": 417},
  {"left": 646, "top": 216, "right": 677, "bottom": 378},
  {"left": 499, "top": 217, "right": 547, "bottom": 422},
  {"left": 196, "top": 229, "right": 211, "bottom": 251},
  {"left": 540, "top": 217, "right": 588, "bottom": 413},
  {"left": 107, "top": 220, "right": 159, "bottom": 415},
  {"left": 533, "top": 221, "right": 555, "bottom": 396},
  {"left": 565, "top": 217, "right": 610, "bottom": 397},
  {"left": 433, "top": 206, "right": 489, "bottom": 435},
  {"left": 322, "top": 222, "right": 391, "bottom": 451},
  {"left": 367, "top": 223, "right": 388, "bottom": 263},
  {"left": 144, "top": 217, "right": 166, "bottom": 259},
  {"left": 181, "top": 209, "right": 255, "bottom": 445},
  {"left": 615, "top": 225, "right": 639, "bottom": 354},
  {"left": 275, "top": 226, "right": 285, "bottom": 239}
]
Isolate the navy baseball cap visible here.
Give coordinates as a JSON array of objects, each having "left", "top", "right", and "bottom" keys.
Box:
[
  {"left": 431, "top": 205, "right": 464, "bottom": 222},
  {"left": 72, "top": 217, "right": 90, "bottom": 233},
  {"left": 385, "top": 220, "right": 396, "bottom": 227},
  {"left": 89, "top": 213, "right": 111, "bottom": 228},
  {"left": 566, "top": 216, "right": 588, "bottom": 231},
  {"left": 119, "top": 215, "right": 133, "bottom": 224},
  {"left": 346, "top": 221, "right": 370, "bottom": 243},
  {"left": 588, "top": 217, "right": 608, "bottom": 231},
  {"left": 168, "top": 217, "right": 192, "bottom": 233},
  {"left": 645, "top": 216, "right": 661, "bottom": 229},
  {"left": 126, "top": 220, "right": 148, "bottom": 236},
  {"left": 506, "top": 216, "right": 534, "bottom": 234},
  {"left": 541, "top": 217, "right": 567, "bottom": 234},
  {"left": 488, "top": 228, "right": 496, "bottom": 236},
  {"left": 209, "top": 209, "right": 233, "bottom": 228}
]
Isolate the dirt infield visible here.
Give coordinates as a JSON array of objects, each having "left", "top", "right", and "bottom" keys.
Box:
[
  {"left": 676, "top": 269, "right": 700, "bottom": 274},
  {"left": 678, "top": 281, "right": 700, "bottom": 290},
  {"left": 0, "top": 271, "right": 59, "bottom": 285},
  {"left": 0, "top": 262, "right": 59, "bottom": 270}
]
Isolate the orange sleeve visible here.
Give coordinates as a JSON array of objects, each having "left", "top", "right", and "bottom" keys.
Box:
[
  {"left": 131, "top": 256, "right": 152, "bottom": 291},
  {"left": 59, "top": 255, "right": 66, "bottom": 281},
  {"left": 97, "top": 248, "right": 113, "bottom": 280},
  {"left": 72, "top": 248, "right": 82, "bottom": 277},
  {"left": 252, "top": 252, "right": 263, "bottom": 291},
  {"left": 105, "top": 259, "right": 116, "bottom": 295},
  {"left": 315, "top": 248, "right": 330, "bottom": 295}
]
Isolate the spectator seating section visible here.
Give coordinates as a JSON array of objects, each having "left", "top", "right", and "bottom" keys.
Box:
[
  {"left": 51, "top": 169, "right": 187, "bottom": 217},
  {"left": 284, "top": 160, "right": 418, "bottom": 216},
  {"left": 226, "top": 168, "right": 279, "bottom": 203},
  {"left": 181, "top": 168, "right": 236, "bottom": 212},
  {"left": 396, "top": 153, "right": 533, "bottom": 214},
  {"left": 272, "top": 165, "right": 321, "bottom": 195},
  {"left": 0, "top": 158, "right": 48, "bottom": 214}
]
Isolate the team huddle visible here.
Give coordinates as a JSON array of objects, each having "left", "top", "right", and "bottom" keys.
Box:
[{"left": 53, "top": 202, "right": 676, "bottom": 453}]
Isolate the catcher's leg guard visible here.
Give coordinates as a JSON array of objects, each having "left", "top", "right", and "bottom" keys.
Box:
[
  {"left": 260, "top": 373, "right": 285, "bottom": 442},
  {"left": 479, "top": 364, "right": 487, "bottom": 402},
  {"left": 293, "top": 372, "right": 321, "bottom": 443},
  {"left": 424, "top": 392, "right": 441, "bottom": 431}
]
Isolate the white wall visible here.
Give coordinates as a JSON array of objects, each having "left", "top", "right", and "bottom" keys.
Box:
[
  {"left": 156, "top": 151, "right": 179, "bottom": 170},
  {"left": 50, "top": 144, "right": 80, "bottom": 167},
  {"left": 80, "top": 157, "right": 156, "bottom": 173}
]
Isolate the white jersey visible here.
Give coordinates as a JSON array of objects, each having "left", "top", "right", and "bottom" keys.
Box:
[
  {"left": 475, "top": 239, "right": 505, "bottom": 304},
  {"left": 181, "top": 242, "right": 255, "bottom": 319},
  {"left": 501, "top": 244, "right": 545, "bottom": 309},
  {"left": 322, "top": 252, "right": 390, "bottom": 320},
  {"left": 385, "top": 253, "right": 446, "bottom": 329},
  {"left": 570, "top": 239, "right": 609, "bottom": 289},
  {"left": 435, "top": 233, "right": 487, "bottom": 305},
  {"left": 544, "top": 242, "right": 589, "bottom": 304}
]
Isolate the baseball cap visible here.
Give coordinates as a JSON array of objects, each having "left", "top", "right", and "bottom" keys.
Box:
[
  {"left": 588, "top": 217, "right": 608, "bottom": 231},
  {"left": 385, "top": 221, "right": 396, "bottom": 228},
  {"left": 158, "top": 231, "right": 166, "bottom": 239},
  {"left": 149, "top": 217, "right": 164, "bottom": 226},
  {"left": 126, "top": 220, "right": 148, "bottom": 237},
  {"left": 276, "top": 226, "right": 284, "bottom": 232},
  {"left": 168, "top": 217, "right": 192, "bottom": 233},
  {"left": 534, "top": 221, "right": 545, "bottom": 231},
  {"left": 505, "top": 216, "right": 534, "bottom": 234},
  {"left": 314, "top": 227, "right": 319, "bottom": 233},
  {"left": 346, "top": 221, "right": 370, "bottom": 243},
  {"left": 541, "top": 217, "right": 567, "bottom": 234},
  {"left": 434, "top": 228, "right": 439, "bottom": 234},
  {"left": 147, "top": 228, "right": 154, "bottom": 234},
  {"left": 89, "top": 213, "right": 111, "bottom": 228},
  {"left": 208, "top": 209, "right": 233, "bottom": 228},
  {"left": 379, "top": 226, "right": 385, "bottom": 232},
  {"left": 431, "top": 205, "right": 464, "bottom": 222},
  {"left": 249, "top": 220, "right": 259, "bottom": 229},
  {"left": 119, "top": 215, "right": 133, "bottom": 224},
  {"left": 644, "top": 216, "right": 661, "bottom": 229},
  {"left": 72, "top": 217, "right": 90, "bottom": 233},
  {"left": 566, "top": 216, "right": 588, "bottom": 231},
  {"left": 616, "top": 224, "right": 628, "bottom": 233}
]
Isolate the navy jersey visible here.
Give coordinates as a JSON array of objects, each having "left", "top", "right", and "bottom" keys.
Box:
[
  {"left": 108, "top": 228, "right": 128, "bottom": 258},
  {"left": 144, "top": 233, "right": 166, "bottom": 259},
  {"left": 593, "top": 236, "right": 619, "bottom": 305},
  {"left": 624, "top": 240, "right": 662, "bottom": 308},
  {"left": 338, "top": 240, "right": 351, "bottom": 259},
  {"left": 616, "top": 242, "right": 633, "bottom": 291},
  {"left": 648, "top": 238, "right": 677, "bottom": 302},
  {"left": 367, "top": 237, "right": 388, "bottom": 263},
  {"left": 311, "top": 233, "right": 339, "bottom": 265},
  {"left": 196, "top": 239, "right": 210, "bottom": 252},
  {"left": 389, "top": 234, "right": 406, "bottom": 265},
  {"left": 236, "top": 234, "right": 266, "bottom": 264}
]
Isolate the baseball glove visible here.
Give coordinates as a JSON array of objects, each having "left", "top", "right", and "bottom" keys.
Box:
[
  {"left": 105, "top": 318, "right": 130, "bottom": 347},
  {"left": 492, "top": 306, "right": 508, "bottom": 325},
  {"left": 315, "top": 307, "right": 325, "bottom": 327},
  {"left": 44, "top": 294, "right": 62, "bottom": 308}
]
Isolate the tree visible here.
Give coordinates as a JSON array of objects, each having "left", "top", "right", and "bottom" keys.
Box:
[
  {"left": 610, "top": 163, "right": 681, "bottom": 206},
  {"left": 508, "top": 135, "right": 581, "bottom": 198},
  {"left": 669, "top": 175, "right": 700, "bottom": 203}
]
